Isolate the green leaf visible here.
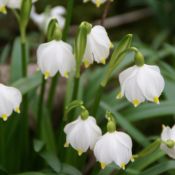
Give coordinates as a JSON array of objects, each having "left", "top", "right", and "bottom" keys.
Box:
[
  {"left": 0, "top": 44, "right": 10, "bottom": 64},
  {"left": 10, "top": 38, "right": 22, "bottom": 82},
  {"left": 61, "top": 163, "right": 82, "bottom": 175},
  {"left": 140, "top": 160, "right": 175, "bottom": 175},
  {"left": 123, "top": 101, "right": 175, "bottom": 122},
  {"left": 12, "top": 72, "right": 42, "bottom": 95},
  {"left": 34, "top": 140, "right": 61, "bottom": 173},
  {"left": 129, "top": 150, "right": 164, "bottom": 172},
  {"left": 17, "top": 173, "right": 46, "bottom": 175}
]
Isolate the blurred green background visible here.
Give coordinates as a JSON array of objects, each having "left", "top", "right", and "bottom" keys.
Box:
[{"left": 0, "top": 0, "right": 175, "bottom": 175}]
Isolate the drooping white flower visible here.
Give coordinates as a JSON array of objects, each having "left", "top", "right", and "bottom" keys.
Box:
[
  {"left": 83, "top": 0, "right": 110, "bottom": 7},
  {"left": 64, "top": 116, "right": 102, "bottom": 156},
  {"left": 37, "top": 40, "right": 75, "bottom": 79},
  {"left": 118, "top": 64, "right": 165, "bottom": 107},
  {"left": 94, "top": 131, "right": 133, "bottom": 169},
  {"left": 160, "top": 125, "right": 175, "bottom": 159},
  {"left": 83, "top": 25, "right": 112, "bottom": 68},
  {"left": 0, "top": 0, "right": 36, "bottom": 11},
  {"left": 0, "top": 84, "right": 22, "bottom": 121},
  {"left": 31, "top": 6, "right": 65, "bottom": 32}
]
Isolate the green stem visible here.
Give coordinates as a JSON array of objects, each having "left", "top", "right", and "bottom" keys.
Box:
[
  {"left": 47, "top": 74, "right": 59, "bottom": 114},
  {"left": 47, "top": 0, "right": 74, "bottom": 115},
  {"left": 37, "top": 76, "right": 46, "bottom": 135},
  {"left": 19, "top": 24, "right": 29, "bottom": 169},
  {"left": 62, "top": 0, "right": 74, "bottom": 41},
  {"left": 92, "top": 85, "right": 104, "bottom": 116},
  {"left": 72, "top": 77, "right": 80, "bottom": 101}
]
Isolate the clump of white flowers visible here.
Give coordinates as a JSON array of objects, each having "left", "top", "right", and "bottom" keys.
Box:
[
  {"left": 64, "top": 109, "right": 102, "bottom": 156},
  {"left": 0, "top": 0, "right": 36, "bottom": 13},
  {"left": 0, "top": 84, "right": 22, "bottom": 121},
  {"left": 160, "top": 125, "right": 175, "bottom": 159},
  {"left": 117, "top": 51, "right": 165, "bottom": 107},
  {"left": 94, "top": 112, "right": 133, "bottom": 169},
  {"left": 31, "top": 6, "right": 65, "bottom": 32},
  {"left": 37, "top": 40, "right": 75, "bottom": 79},
  {"left": 83, "top": 0, "right": 113, "bottom": 7},
  {"left": 83, "top": 25, "right": 112, "bottom": 68}
]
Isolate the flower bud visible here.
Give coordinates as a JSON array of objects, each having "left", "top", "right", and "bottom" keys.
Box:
[
  {"left": 47, "top": 19, "right": 62, "bottom": 41},
  {"left": 101, "top": 34, "right": 133, "bottom": 87},
  {"left": 75, "top": 21, "right": 92, "bottom": 78},
  {"left": 20, "top": 0, "right": 32, "bottom": 28}
]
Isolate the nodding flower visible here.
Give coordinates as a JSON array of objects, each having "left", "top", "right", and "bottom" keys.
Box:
[
  {"left": 64, "top": 116, "right": 102, "bottom": 156},
  {"left": 37, "top": 40, "right": 75, "bottom": 79},
  {"left": 83, "top": 25, "right": 112, "bottom": 68},
  {"left": 117, "top": 64, "right": 165, "bottom": 107},
  {"left": 0, "top": 84, "right": 22, "bottom": 121}
]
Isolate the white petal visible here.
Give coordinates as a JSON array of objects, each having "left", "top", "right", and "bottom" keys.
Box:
[
  {"left": 37, "top": 40, "right": 60, "bottom": 77},
  {"left": 119, "top": 65, "right": 137, "bottom": 86},
  {"left": 94, "top": 133, "right": 114, "bottom": 164},
  {"left": 89, "top": 26, "right": 111, "bottom": 63},
  {"left": 56, "top": 41, "right": 75, "bottom": 77},
  {"left": 122, "top": 70, "right": 145, "bottom": 105},
  {"left": 6, "top": 0, "right": 36, "bottom": 9},
  {"left": 83, "top": 37, "right": 94, "bottom": 66},
  {"left": 161, "top": 126, "right": 172, "bottom": 140},
  {"left": 115, "top": 131, "right": 132, "bottom": 149},
  {"left": 160, "top": 144, "right": 175, "bottom": 159},
  {"left": 137, "top": 65, "right": 165, "bottom": 102}
]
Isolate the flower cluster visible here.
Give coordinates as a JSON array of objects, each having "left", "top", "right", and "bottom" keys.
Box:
[
  {"left": 64, "top": 112, "right": 133, "bottom": 170},
  {"left": 37, "top": 24, "right": 111, "bottom": 79}
]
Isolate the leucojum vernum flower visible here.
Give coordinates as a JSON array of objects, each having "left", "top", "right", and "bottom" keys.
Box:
[
  {"left": 117, "top": 51, "right": 165, "bottom": 107},
  {"left": 83, "top": 25, "right": 112, "bottom": 68},
  {"left": 94, "top": 112, "right": 133, "bottom": 170},
  {"left": 64, "top": 109, "right": 102, "bottom": 156},
  {"left": 160, "top": 125, "right": 175, "bottom": 159},
  {"left": 0, "top": 0, "right": 37, "bottom": 13},
  {"left": 0, "top": 84, "right": 22, "bottom": 121},
  {"left": 37, "top": 40, "right": 75, "bottom": 79}
]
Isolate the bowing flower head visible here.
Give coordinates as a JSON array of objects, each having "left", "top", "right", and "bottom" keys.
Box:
[
  {"left": 83, "top": 25, "right": 112, "bottom": 68},
  {"left": 118, "top": 51, "right": 165, "bottom": 107},
  {"left": 37, "top": 40, "right": 75, "bottom": 79},
  {"left": 64, "top": 115, "right": 102, "bottom": 156},
  {"left": 0, "top": 84, "right": 22, "bottom": 121}
]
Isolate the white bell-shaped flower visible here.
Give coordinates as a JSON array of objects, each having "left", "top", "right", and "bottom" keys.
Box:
[
  {"left": 31, "top": 6, "right": 65, "bottom": 32},
  {"left": 0, "top": 0, "right": 36, "bottom": 10},
  {"left": 83, "top": 0, "right": 109, "bottom": 7},
  {"left": 160, "top": 125, "right": 175, "bottom": 159},
  {"left": 118, "top": 64, "right": 165, "bottom": 107},
  {"left": 64, "top": 116, "right": 102, "bottom": 156},
  {"left": 94, "top": 131, "right": 133, "bottom": 169},
  {"left": 37, "top": 40, "right": 75, "bottom": 79},
  {"left": 83, "top": 25, "right": 112, "bottom": 68},
  {"left": 0, "top": 84, "right": 22, "bottom": 121}
]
